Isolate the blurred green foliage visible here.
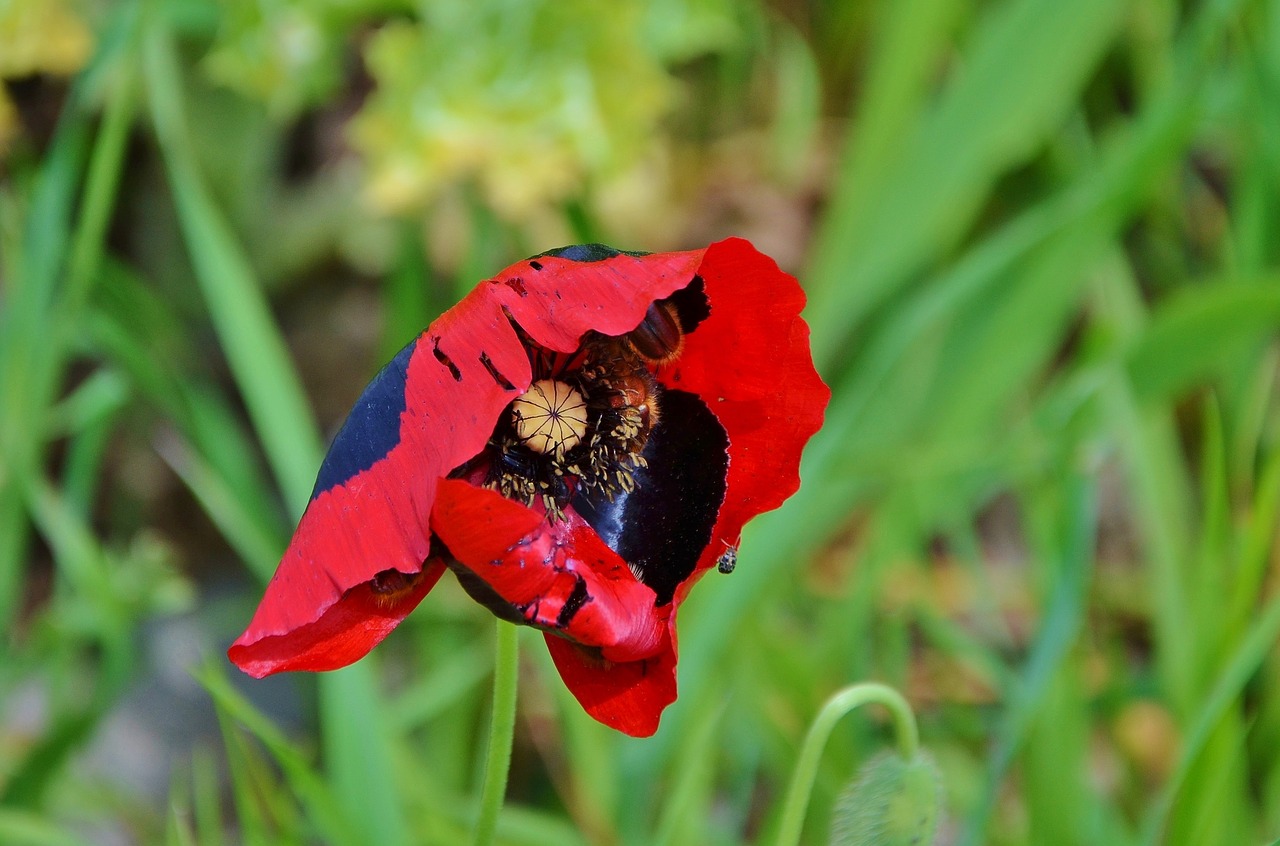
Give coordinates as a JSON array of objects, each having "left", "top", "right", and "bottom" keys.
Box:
[
  {"left": 202, "top": 0, "right": 354, "bottom": 119},
  {"left": 2, "top": 0, "right": 1280, "bottom": 844}
]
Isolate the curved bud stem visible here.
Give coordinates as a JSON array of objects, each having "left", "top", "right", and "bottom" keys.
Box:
[{"left": 774, "top": 682, "right": 920, "bottom": 846}]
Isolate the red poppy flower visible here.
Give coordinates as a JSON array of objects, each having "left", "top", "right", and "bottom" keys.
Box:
[{"left": 228, "top": 237, "right": 828, "bottom": 736}]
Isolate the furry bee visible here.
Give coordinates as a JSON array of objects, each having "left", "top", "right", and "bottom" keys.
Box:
[{"left": 625, "top": 300, "right": 684, "bottom": 364}]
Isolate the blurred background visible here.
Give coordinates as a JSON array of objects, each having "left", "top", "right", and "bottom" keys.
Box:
[{"left": 2, "top": 0, "right": 1279, "bottom": 843}]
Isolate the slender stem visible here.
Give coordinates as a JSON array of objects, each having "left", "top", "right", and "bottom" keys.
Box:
[
  {"left": 774, "top": 682, "right": 919, "bottom": 846},
  {"left": 472, "top": 621, "right": 520, "bottom": 846}
]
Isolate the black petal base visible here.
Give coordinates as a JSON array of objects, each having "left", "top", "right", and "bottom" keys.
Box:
[{"left": 572, "top": 389, "right": 729, "bottom": 606}]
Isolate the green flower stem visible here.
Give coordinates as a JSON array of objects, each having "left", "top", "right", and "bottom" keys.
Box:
[
  {"left": 774, "top": 682, "right": 920, "bottom": 846},
  {"left": 473, "top": 621, "right": 520, "bottom": 846}
]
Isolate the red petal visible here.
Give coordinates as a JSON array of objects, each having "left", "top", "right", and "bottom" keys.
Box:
[
  {"left": 228, "top": 562, "right": 444, "bottom": 676},
  {"left": 231, "top": 249, "right": 704, "bottom": 675},
  {"left": 484, "top": 250, "right": 704, "bottom": 354},
  {"left": 431, "top": 479, "right": 668, "bottom": 662},
  {"left": 660, "top": 238, "right": 829, "bottom": 600},
  {"left": 543, "top": 629, "right": 677, "bottom": 737}
]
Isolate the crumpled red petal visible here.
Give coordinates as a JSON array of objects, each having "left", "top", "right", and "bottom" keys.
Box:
[
  {"left": 228, "top": 561, "right": 444, "bottom": 677},
  {"left": 431, "top": 479, "right": 667, "bottom": 663},
  {"left": 230, "top": 249, "right": 702, "bottom": 676},
  {"left": 543, "top": 629, "right": 677, "bottom": 738}
]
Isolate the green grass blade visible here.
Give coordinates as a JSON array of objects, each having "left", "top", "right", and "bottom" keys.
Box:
[
  {"left": 154, "top": 431, "right": 285, "bottom": 574},
  {"left": 1140, "top": 593, "right": 1280, "bottom": 844},
  {"left": 652, "top": 700, "right": 724, "bottom": 846},
  {"left": 808, "top": 0, "right": 1126, "bottom": 359},
  {"left": 320, "top": 665, "right": 411, "bottom": 846},
  {"left": 0, "top": 66, "right": 89, "bottom": 636},
  {"left": 387, "top": 640, "right": 492, "bottom": 731},
  {"left": 144, "top": 16, "right": 410, "bottom": 845},
  {"left": 958, "top": 474, "right": 1096, "bottom": 844},
  {"left": 191, "top": 747, "right": 224, "bottom": 846},
  {"left": 1127, "top": 280, "right": 1280, "bottom": 401},
  {"left": 0, "top": 0, "right": 140, "bottom": 630},
  {"left": 143, "top": 20, "right": 323, "bottom": 515},
  {"left": 0, "top": 812, "right": 93, "bottom": 846},
  {"left": 87, "top": 262, "right": 288, "bottom": 567},
  {"left": 200, "top": 665, "right": 362, "bottom": 845}
]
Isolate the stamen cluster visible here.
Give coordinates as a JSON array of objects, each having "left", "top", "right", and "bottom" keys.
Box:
[{"left": 485, "top": 333, "right": 660, "bottom": 520}]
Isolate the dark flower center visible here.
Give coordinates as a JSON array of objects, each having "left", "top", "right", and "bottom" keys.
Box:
[
  {"left": 484, "top": 333, "right": 661, "bottom": 520},
  {"left": 454, "top": 278, "right": 728, "bottom": 607}
]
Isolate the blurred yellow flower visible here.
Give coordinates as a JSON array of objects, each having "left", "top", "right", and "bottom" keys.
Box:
[
  {"left": 349, "top": 1, "right": 672, "bottom": 221},
  {"left": 0, "top": 0, "right": 94, "bottom": 153},
  {"left": 0, "top": 0, "right": 92, "bottom": 77}
]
